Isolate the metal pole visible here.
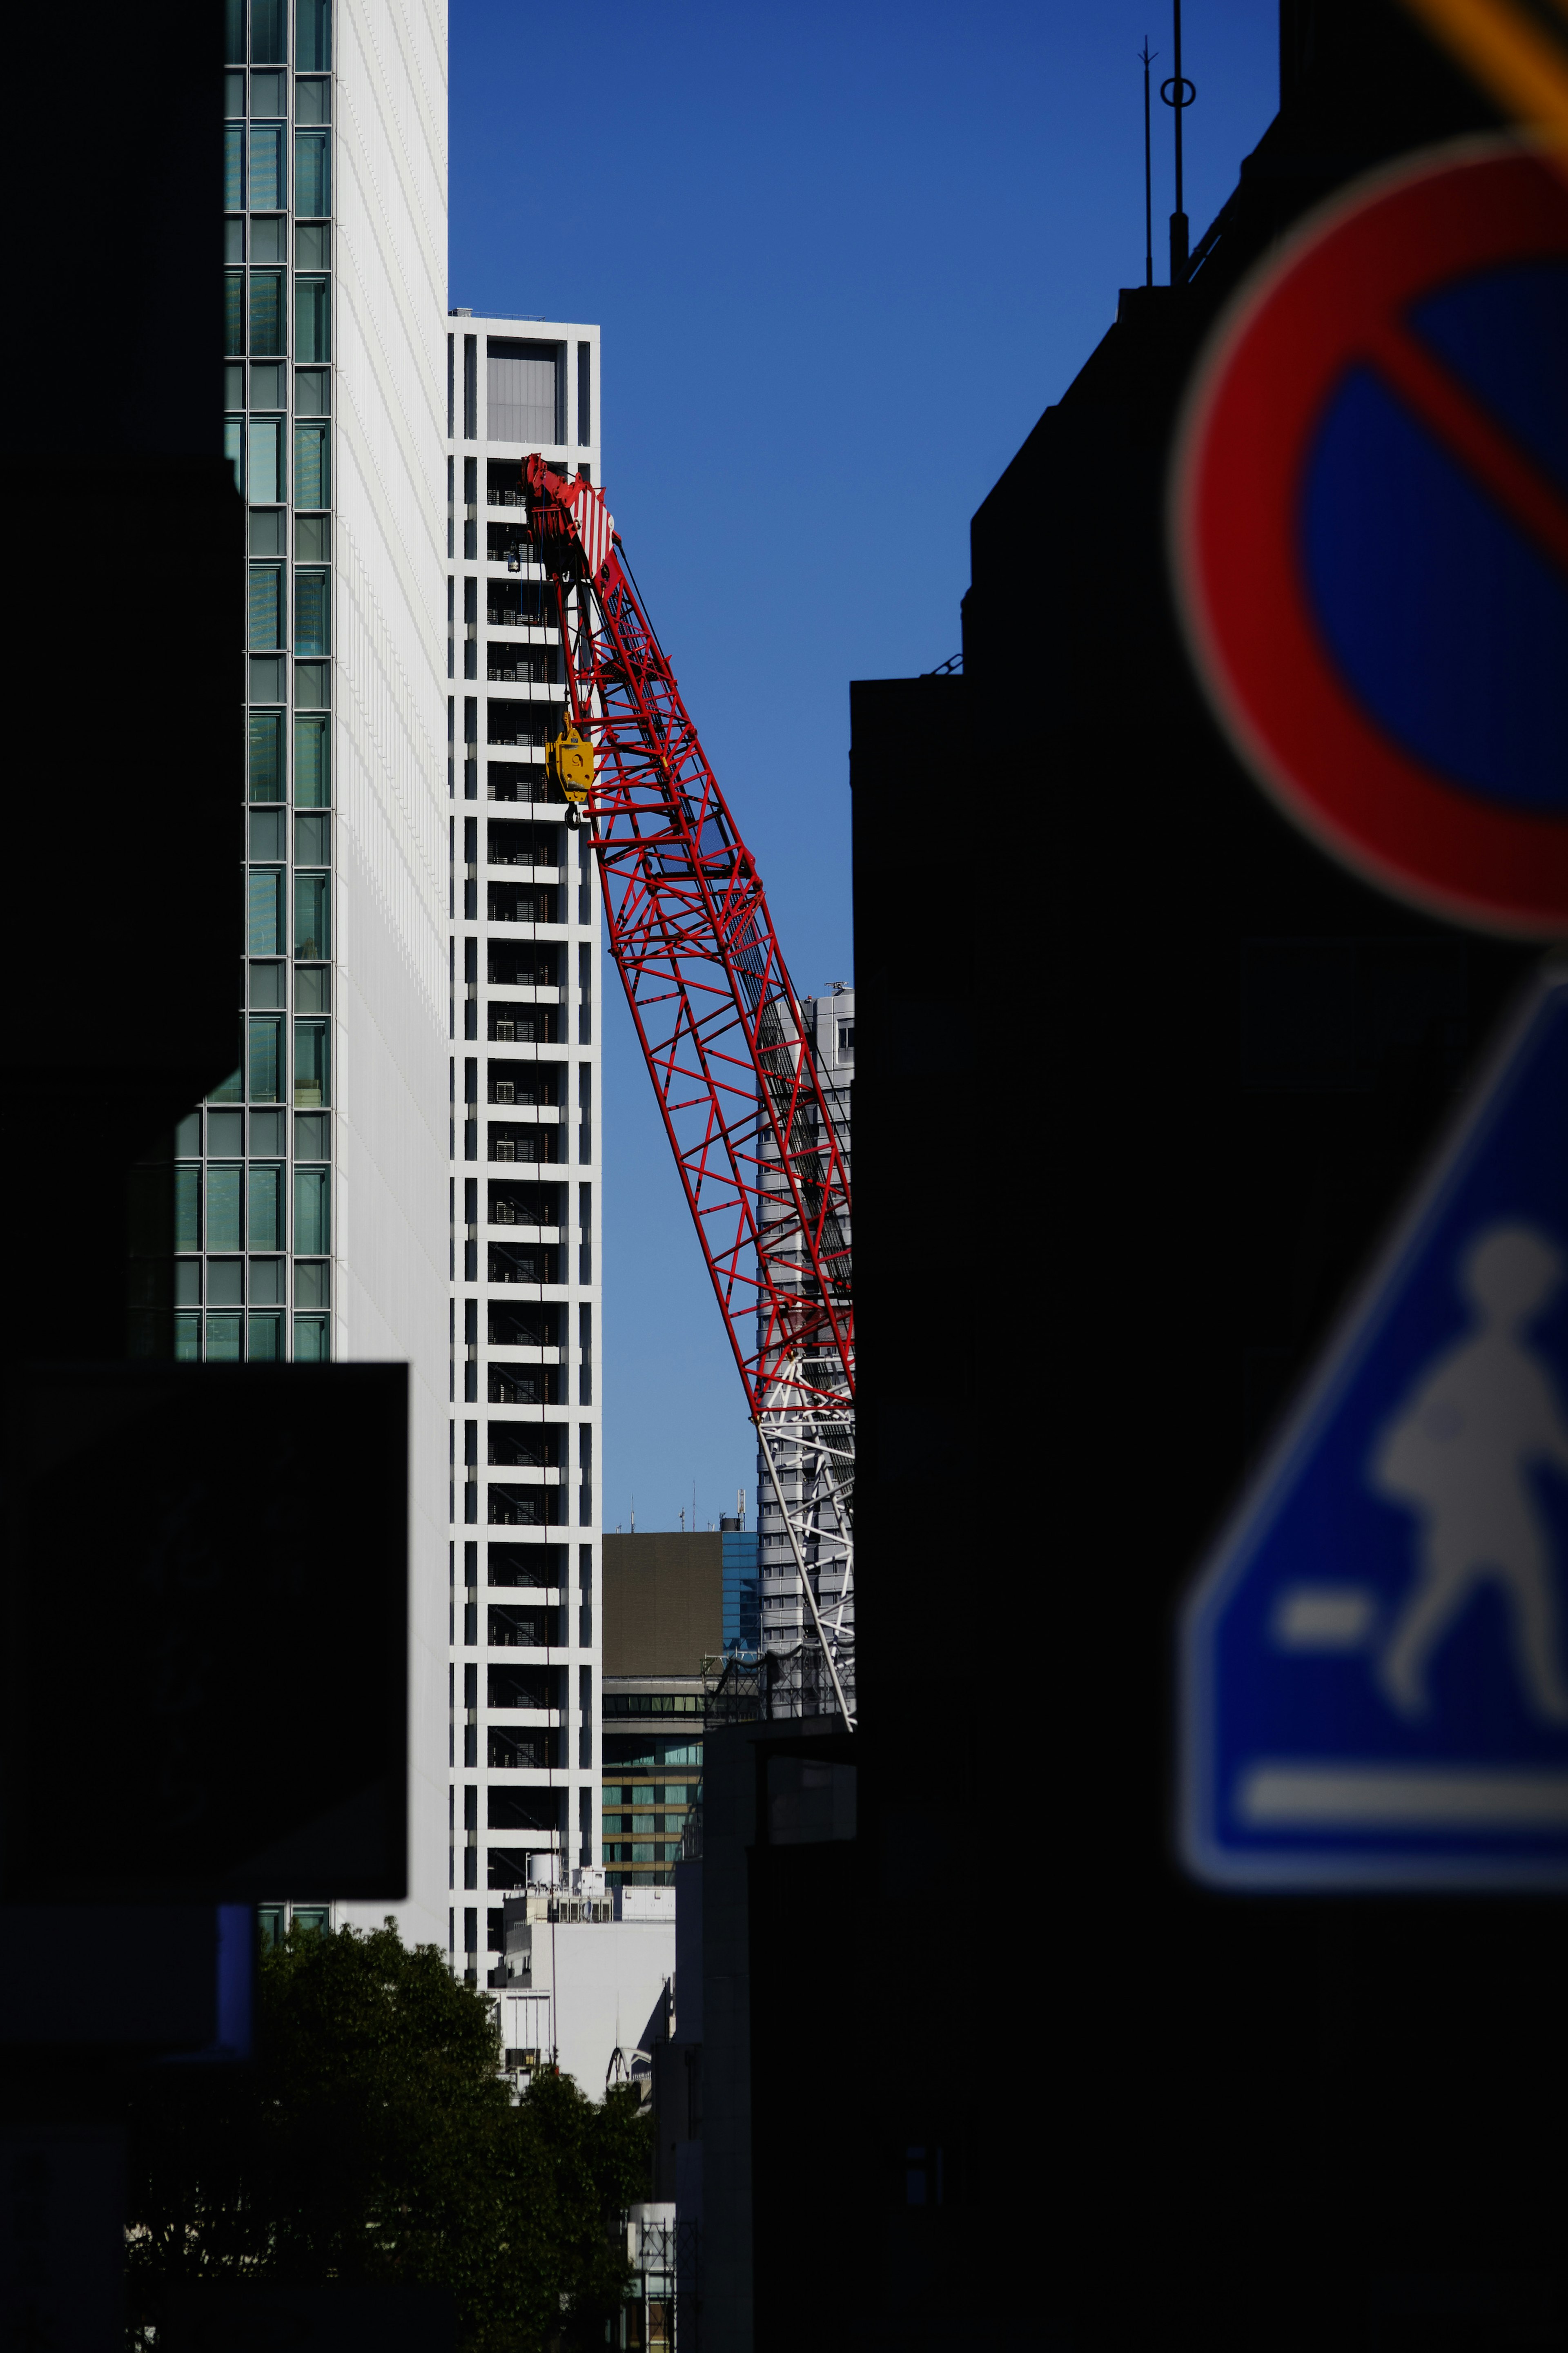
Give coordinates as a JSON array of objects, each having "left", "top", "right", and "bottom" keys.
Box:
[
  {"left": 755, "top": 1418, "right": 855, "bottom": 1728},
  {"left": 1170, "top": 0, "right": 1189, "bottom": 283},
  {"left": 1141, "top": 40, "right": 1155, "bottom": 289}
]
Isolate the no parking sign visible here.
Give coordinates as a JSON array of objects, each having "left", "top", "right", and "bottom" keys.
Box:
[{"left": 1171, "top": 139, "right": 1568, "bottom": 937}]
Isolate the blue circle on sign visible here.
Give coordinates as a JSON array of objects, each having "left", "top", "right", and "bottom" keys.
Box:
[{"left": 1301, "top": 260, "right": 1568, "bottom": 817}]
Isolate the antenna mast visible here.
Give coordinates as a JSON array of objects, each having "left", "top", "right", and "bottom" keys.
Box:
[
  {"left": 1140, "top": 38, "right": 1157, "bottom": 288},
  {"left": 1160, "top": 0, "right": 1196, "bottom": 283}
]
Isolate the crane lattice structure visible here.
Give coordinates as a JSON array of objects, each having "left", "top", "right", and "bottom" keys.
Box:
[{"left": 524, "top": 457, "right": 855, "bottom": 1722}]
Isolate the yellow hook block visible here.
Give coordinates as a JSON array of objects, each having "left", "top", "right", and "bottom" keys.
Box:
[{"left": 546, "top": 722, "right": 595, "bottom": 805}]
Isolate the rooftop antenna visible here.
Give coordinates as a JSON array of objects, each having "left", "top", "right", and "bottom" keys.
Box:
[
  {"left": 1160, "top": 0, "right": 1196, "bottom": 284},
  {"left": 630, "top": 1492, "right": 636, "bottom": 1534},
  {"left": 1140, "top": 39, "right": 1157, "bottom": 289},
  {"left": 737, "top": 1485, "right": 746, "bottom": 1530}
]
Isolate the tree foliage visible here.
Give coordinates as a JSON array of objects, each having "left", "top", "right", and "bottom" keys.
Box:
[{"left": 125, "top": 1919, "right": 650, "bottom": 2352}]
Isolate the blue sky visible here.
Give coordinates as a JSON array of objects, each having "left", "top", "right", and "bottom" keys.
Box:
[{"left": 450, "top": 1, "right": 1280, "bottom": 1533}]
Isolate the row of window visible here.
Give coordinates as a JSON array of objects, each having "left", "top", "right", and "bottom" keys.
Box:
[
  {"left": 249, "top": 567, "right": 329, "bottom": 654},
  {"left": 225, "top": 0, "right": 331, "bottom": 71},
  {"left": 205, "top": 1017, "right": 330, "bottom": 1107},
  {"left": 225, "top": 125, "right": 330, "bottom": 215},
  {"left": 251, "top": 807, "right": 330, "bottom": 861},
  {"left": 176, "top": 1109, "right": 327, "bottom": 1160},
  {"left": 246, "top": 705, "right": 327, "bottom": 801},
  {"left": 227, "top": 420, "right": 330, "bottom": 506},
  {"left": 226, "top": 274, "right": 330, "bottom": 361},
  {"left": 602, "top": 1786, "right": 698, "bottom": 1807},
  {"left": 227, "top": 362, "right": 330, "bottom": 416},
  {"left": 177, "top": 1309, "right": 329, "bottom": 1362},
  {"left": 248, "top": 656, "right": 330, "bottom": 712},
  {"left": 177, "top": 1259, "right": 327, "bottom": 1308},
  {"left": 602, "top": 1842, "right": 683, "bottom": 1865},
  {"left": 249, "top": 872, "right": 330, "bottom": 960},
  {"left": 225, "top": 69, "right": 330, "bottom": 123},
  {"left": 176, "top": 1163, "right": 329, "bottom": 1254}
]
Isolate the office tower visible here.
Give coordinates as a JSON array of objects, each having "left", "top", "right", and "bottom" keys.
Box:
[
  {"left": 756, "top": 985, "right": 854, "bottom": 1649},
  {"left": 601, "top": 1530, "right": 721, "bottom": 1889},
  {"left": 218, "top": 0, "right": 449, "bottom": 1942},
  {"left": 722, "top": 1507, "right": 761, "bottom": 1655},
  {"left": 446, "top": 315, "right": 604, "bottom": 1981}
]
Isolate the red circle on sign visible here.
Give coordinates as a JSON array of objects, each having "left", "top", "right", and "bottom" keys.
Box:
[{"left": 1170, "top": 138, "right": 1568, "bottom": 938}]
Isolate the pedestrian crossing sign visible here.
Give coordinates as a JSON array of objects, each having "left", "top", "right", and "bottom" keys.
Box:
[{"left": 1180, "top": 964, "right": 1568, "bottom": 1888}]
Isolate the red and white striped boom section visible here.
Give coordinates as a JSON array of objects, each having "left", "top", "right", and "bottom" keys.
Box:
[{"left": 524, "top": 457, "right": 855, "bottom": 1715}]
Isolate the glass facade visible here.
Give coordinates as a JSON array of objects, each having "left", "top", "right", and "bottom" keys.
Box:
[
  {"left": 600, "top": 1732, "right": 703, "bottom": 1887},
  {"left": 182, "top": 0, "right": 334, "bottom": 1364}
]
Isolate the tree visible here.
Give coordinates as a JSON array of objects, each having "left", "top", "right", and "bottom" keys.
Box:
[{"left": 125, "top": 1919, "right": 650, "bottom": 2353}]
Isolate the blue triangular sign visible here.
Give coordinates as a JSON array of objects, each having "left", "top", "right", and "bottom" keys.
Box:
[{"left": 1180, "top": 963, "right": 1568, "bottom": 1889}]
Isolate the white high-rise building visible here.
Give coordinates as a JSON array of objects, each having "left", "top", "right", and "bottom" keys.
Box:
[
  {"left": 445, "top": 314, "right": 604, "bottom": 1985},
  {"left": 218, "top": 0, "right": 449, "bottom": 1946}
]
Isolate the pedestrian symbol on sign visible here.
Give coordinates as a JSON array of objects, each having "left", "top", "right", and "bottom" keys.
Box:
[
  {"left": 1181, "top": 968, "right": 1568, "bottom": 1889},
  {"left": 1373, "top": 1223, "right": 1568, "bottom": 1726}
]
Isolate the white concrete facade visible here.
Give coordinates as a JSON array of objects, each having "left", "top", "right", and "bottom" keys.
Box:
[
  {"left": 445, "top": 315, "right": 604, "bottom": 1985},
  {"left": 223, "top": 0, "right": 449, "bottom": 1948}
]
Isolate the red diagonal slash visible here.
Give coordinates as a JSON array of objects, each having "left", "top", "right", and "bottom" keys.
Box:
[{"left": 1367, "top": 310, "right": 1568, "bottom": 575}]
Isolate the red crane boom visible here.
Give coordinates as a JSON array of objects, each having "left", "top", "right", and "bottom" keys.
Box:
[{"left": 523, "top": 458, "right": 855, "bottom": 1711}]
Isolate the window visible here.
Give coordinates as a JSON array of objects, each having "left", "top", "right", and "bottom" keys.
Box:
[
  {"left": 248, "top": 417, "right": 284, "bottom": 506},
  {"left": 296, "top": 812, "right": 330, "bottom": 863},
  {"left": 207, "top": 1166, "right": 243, "bottom": 1254},
  {"left": 249, "top": 1164, "right": 283, "bottom": 1251},
  {"left": 296, "top": 1111, "right": 329, "bottom": 1159},
  {"left": 225, "top": 272, "right": 244, "bottom": 355},
  {"left": 296, "top": 221, "right": 330, "bottom": 270},
  {"left": 295, "top": 129, "right": 329, "bottom": 216},
  {"left": 295, "top": 716, "right": 330, "bottom": 805},
  {"left": 249, "top": 807, "right": 284, "bottom": 860},
  {"left": 295, "top": 872, "right": 330, "bottom": 960},
  {"left": 249, "top": 121, "right": 285, "bottom": 210},
  {"left": 294, "top": 570, "right": 330, "bottom": 656},
  {"left": 296, "top": 1258, "right": 329, "bottom": 1307},
  {"left": 175, "top": 1312, "right": 202, "bottom": 1362},
  {"left": 247, "top": 868, "right": 283, "bottom": 954},
  {"left": 486, "top": 340, "right": 559, "bottom": 443},
  {"left": 248, "top": 564, "right": 282, "bottom": 649},
  {"left": 209, "top": 1259, "right": 243, "bottom": 1307},
  {"left": 250, "top": 270, "right": 284, "bottom": 355},
  {"left": 251, "top": 0, "right": 286, "bottom": 60},
  {"left": 294, "top": 662, "right": 330, "bottom": 710},
  {"left": 249, "top": 1015, "right": 282, "bottom": 1102},
  {"left": 295, "top": 1021, "right": 330, "bottom": 1108},
  {"left": 225, "top": 125, "right": 244, "bottom": 210},
  {"left": 838, "top": 1021, "right": 855, "bottom": 1058},
  {"left": 294, "top": 428, "right": 331, "bottom": 511},
  {"left": 296, "top": 368, "right": 330, "bottom": 415},
  {"left": 295, "top": 1164, "right": 329, "bottom": 1255},
  {"left": 175, "top": 1166, "right": 200, "bottom": 1253},
  {"left": 294, "top": 1314, "right": 330, "bottom": 1361},
  {"left": 296, "top": 0, "right": 330, "bottom": 70},
  {"left": 296, "top": 74, "right": 331, "bottom": 124},
  {"left": 207, "top": 1315, "right": 243, "bottom": 1363},
  {"left": 463, "top": 335, "right": 477, "bottom": 438},
  {"left": 249, "top": 1312, "right": 283, "bottom": 1361},
  {"left": 577, "top": 341, "right": 591, "bottom": 444},
  {"left": 225, "top": 416, "right": 244, "bottom": 495},
  {"left": 248, "top": 710, "right": 283, "bottom": 802},
  {"left": 296, "top": 278, "right": 330, "bottom": 362}
]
